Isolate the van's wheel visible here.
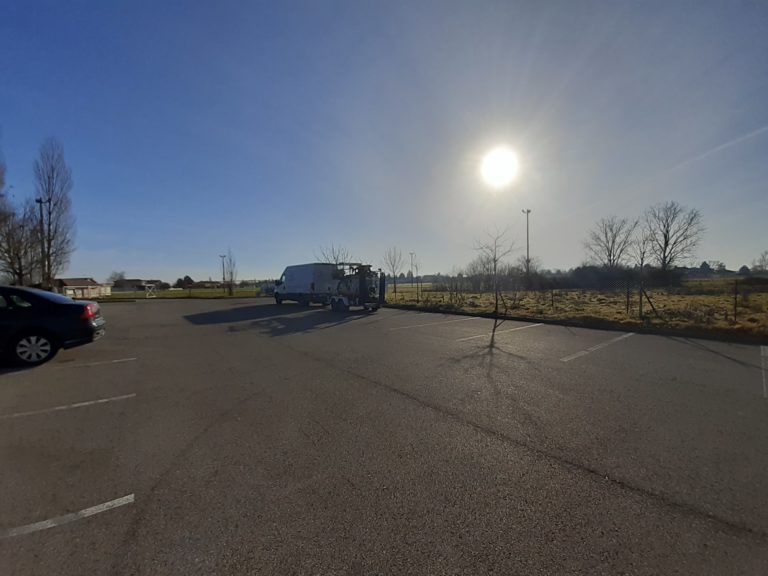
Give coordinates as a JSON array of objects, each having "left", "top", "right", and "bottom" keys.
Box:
[{"left": 9, "top": 332, "right": 59, "bottom": 366}]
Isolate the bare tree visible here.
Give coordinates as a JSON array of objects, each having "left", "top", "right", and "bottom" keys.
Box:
[
  {"left": 629, "top": 228, "right": 653, "bottom": 318},
  {"left": 515, "top": 254, "right": 541, "bottom": 275},
  {"left": 475, "top": 227, "right": 513, "bottom": 316},
  {"left": 317, "top": 243, "right": 351, "bottom": 265},
  {"left": 465, "top": 253, "right": 493, "bottom": 292},
  {"left": 224, "top": 248, "right": 237, "bottom": 296},
  {"left": 0, "top": 199, "right": 39, "bottom": 285},
  {"left": 629, "top": 228, "right": 653, "bottom": 271},
  {"left": 584, "top": 216, "right": 637, "bottom": 269},
  {"left": 107, "top": 271, "right": 126, "bottom": 284},
  {"left": 34, "top": 138, "right": 76, "bottom": 288},
  {"left": 752, "top": 250, "right": 768, "bottom": 273},
  {"left": 644, "top": 201, "right": 704, "bottom": 271},
  {"left": 383, "top": 246, "right": 403, "bottom": 294},
  {"left": 0, "top": 151, "right": 6, "bottom": 195}
]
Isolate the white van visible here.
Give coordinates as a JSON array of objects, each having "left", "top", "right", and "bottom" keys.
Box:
[{"left": 274, "top": 263, "right": 340, "bottom": 305}]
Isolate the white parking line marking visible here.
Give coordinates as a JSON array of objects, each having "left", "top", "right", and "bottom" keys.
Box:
[
  {"left": 66, "top": 357, "right": 137, "bottom": 368},
  {"left": 456, "top": 323, "right": 543, "bottom": 342},
  {"left": 0, "top": 494, "right": 134, "bottom": 539},
  {"left": 761, "top": 346, "right": 767, "bottom": 398},
  {"left": 389, "top": 316, "right": 481, "bottom": 331},
  {"left": 0, "top": 393, "right": 136, "bottom": 420},
  {"left": 560, "top": 332, "right": 635, "bottom": 362}
]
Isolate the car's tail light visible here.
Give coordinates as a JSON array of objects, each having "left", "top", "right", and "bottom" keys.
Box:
[{"left": 81, "top": 304, "right": 97, "bottom": 320}]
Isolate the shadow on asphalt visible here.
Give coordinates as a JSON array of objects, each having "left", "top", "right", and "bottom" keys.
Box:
[
  {"left": 0, "top": 362, "right": 31, "bottom": 376},
  {"left": 665, "top": 336, "right": 762, "bottom": 370},
  {"left": 183, "top": 302, "right": 372, "bottom": 336}
]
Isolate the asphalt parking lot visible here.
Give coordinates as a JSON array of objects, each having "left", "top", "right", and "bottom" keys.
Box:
[{"left": 1, "top": 298, "right": 767, "bottom": 575}]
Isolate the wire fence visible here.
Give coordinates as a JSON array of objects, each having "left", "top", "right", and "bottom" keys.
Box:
[{"left": 386, "top": 276, "right": 768, "bottom": 337}]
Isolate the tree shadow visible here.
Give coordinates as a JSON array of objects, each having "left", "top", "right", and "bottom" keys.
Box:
[
  {"left": 664, "top": 336, "right": 762, "bottom": 370},
  {"left": 184, "top": 302, "right": 307, "bottom": 326},
  {"left": 449, "top": 318, "right": 536, "bottom": 375},
  {"left": 184, "top": 302, "right": 373, "bottom": 337}
]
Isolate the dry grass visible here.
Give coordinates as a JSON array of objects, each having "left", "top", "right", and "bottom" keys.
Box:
[
  {"left": 98, "top": 288, "right": 263, "bottom": 300},
  {"left": 386, "top": 284, "right": 768, "bottom": 338}
]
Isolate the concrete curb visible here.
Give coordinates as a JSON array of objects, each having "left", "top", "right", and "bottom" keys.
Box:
[{"left": 383, "top": 303, "right": 768, "bottom": 346}]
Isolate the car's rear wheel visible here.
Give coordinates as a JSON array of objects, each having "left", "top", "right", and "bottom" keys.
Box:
[{"left": 10, "top": 333, "right": 58, "bottom": 366}]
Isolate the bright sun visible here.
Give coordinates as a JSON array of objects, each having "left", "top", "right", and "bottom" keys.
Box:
[{"left": 480, "top": 146, "right": 519, "bottom": 189}]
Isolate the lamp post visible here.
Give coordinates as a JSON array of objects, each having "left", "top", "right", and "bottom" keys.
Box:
[
  {"left": 409, "top": 252, "right": 415, "bottom": 286},
  {"left": 219, "top": 254, "right": 226, "bottom": 294},
  {"left": 35, "top": 197, "right": 51, "bottom": 288},
  {"left": 522, "top": 208, "right": 531, "bottom": 284}
]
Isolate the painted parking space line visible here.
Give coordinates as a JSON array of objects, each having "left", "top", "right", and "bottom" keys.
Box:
[
  {"left": 0, "top": 393, "right": 136, "bottom": 421},
  {"left": 456, "top": 323, "right": 543, "bottom": 342},
  {"left": 64, "top": 357, "right": 137, "bottom": 368},
  {"left": 0, "top": 494, "right": 134, "bottom": 539},
  {"left": 390, "top": 316, "right": 481, "bottom": 331},
  {"left": 560, "top": 332, "right": 635, "bottom": 362},
  {"left": 761, "top": 346, "right": 767, "bottom": 398}
]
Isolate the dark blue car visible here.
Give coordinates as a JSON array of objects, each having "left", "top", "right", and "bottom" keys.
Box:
[{"left": 0, "top": 286, "right": 106, "bottom": 366}]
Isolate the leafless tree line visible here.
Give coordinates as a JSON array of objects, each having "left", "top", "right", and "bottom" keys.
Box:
[
  {"left": 584, "top": 200, "right": 704, "bottom": 271},
  {"left": 316, "top": 243, "right": 352, "bottom": 266},
  {"left": 0, "top": 139, "right": 76, "bottom": 287}
]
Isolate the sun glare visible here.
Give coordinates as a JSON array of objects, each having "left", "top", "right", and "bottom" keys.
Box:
[{"left": 480, "top": 146, "right": 519, "bottom": 189}]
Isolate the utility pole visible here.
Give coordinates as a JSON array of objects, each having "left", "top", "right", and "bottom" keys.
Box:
[
  {"left": 219, "top": 254, "right": 226, "bottom": 294},
  {"left": 522, "top": 208, "right": 531, "bottom": 285},
  {"left": 35, "top": 197, "right": 51, "bottom": 288},
  {"left": 409, "top": 252, "right": 415, "bottom": 286}
]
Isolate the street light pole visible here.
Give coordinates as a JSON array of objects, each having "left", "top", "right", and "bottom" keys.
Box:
[
  {"left": 219, "top": 254, "right": 226, "bottom": 294},
  {"left": 522, "top": 209, "right": 531, "bottom": 284},
  {"left": 409, "top": 252, "right": 415, "bottom": 286},
  {"left": 35, "top": 197, "right": 51, "bottom": 288}
]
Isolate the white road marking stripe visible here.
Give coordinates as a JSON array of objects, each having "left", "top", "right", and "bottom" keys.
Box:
[
  {"left": 0, "top": 494, "right": 134, "bottom": 539},
  {"left": 66, "top": 357, "right": 137, "bottom": 368},
  {"left": 389, "top": 316, "right": 481, "bottom": 331},
  {"left": 0, "top": 393, "right": 136, "bottom": 420},
  {"left": 560, "top": 332, "right": 635, "bottom": 362},
  {"left": 456, "top": 323, "right": 543, "bottom": 342},
  {"left": 761, "top": 346, "right": 767, "bottom": 399}
]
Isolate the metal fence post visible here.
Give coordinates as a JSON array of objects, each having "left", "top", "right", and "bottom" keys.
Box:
[{"left": 626, "top": 281, "right": 630, "bottom": 315}]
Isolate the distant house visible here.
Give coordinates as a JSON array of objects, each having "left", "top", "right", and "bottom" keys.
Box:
[
  {"left": 113, "top": 278, "right": 145, "bottom": 292},
  {"left": 54, "top": 278, "right": 112, "bottom": 299}
]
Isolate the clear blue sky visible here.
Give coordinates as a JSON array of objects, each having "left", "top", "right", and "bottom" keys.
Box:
[{"left": 1, "top": 0, "right": 766, "bottom": 282}]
